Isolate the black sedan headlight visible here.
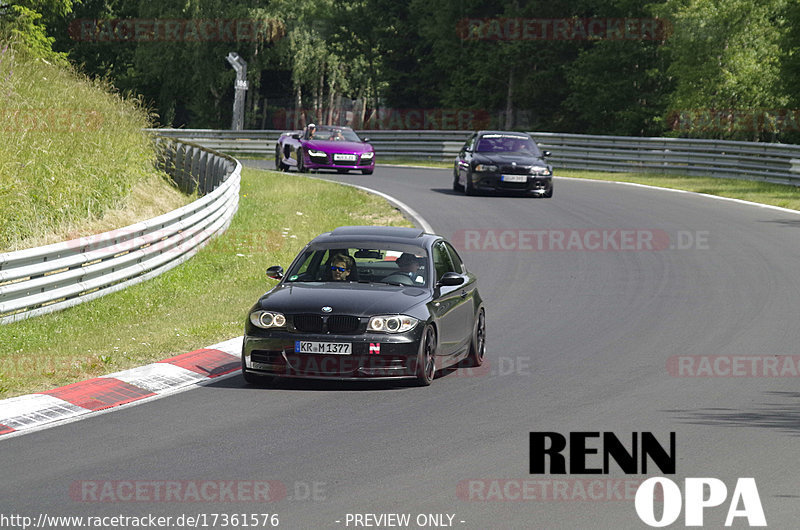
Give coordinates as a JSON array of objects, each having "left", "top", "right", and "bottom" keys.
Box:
[
  {"left": 367, "top": 315, "right": 419, "bottom": 333},
  {"left": 250, "top": 310, "right": 287, "bottom": 329},
  {"left": 474, "top": 164, "right": 498, "bottom": 172},
  {"left": 530, "top": 167, "right": 552, "bottom": 176}
]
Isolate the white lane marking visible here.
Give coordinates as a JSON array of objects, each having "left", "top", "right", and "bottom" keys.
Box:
[{"left": 555, "top": 176, "right": 800, "bottom": 216}]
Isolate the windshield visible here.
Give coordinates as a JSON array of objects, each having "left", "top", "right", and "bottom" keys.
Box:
[
  {"left": 306, "top": 126, "right": 363, "bottom": 142},
  {"left": 475, "top": 134, "right": 541, "bottom": 156},
  {"left": 284, "top": 244, "right": 429, "bottom": 286}
]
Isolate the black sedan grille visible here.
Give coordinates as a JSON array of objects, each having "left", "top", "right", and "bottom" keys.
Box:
[
  {"left": 293, "top": 314, "right": 323, "bottom": 332},
  {"left": 291, "top": 314, "right": 361, "bottom": 334},
  {"left": 500, "top": 165, "right": 531, "bottom": 175},
  {"left": 327, "top": 315, "right": 361, "bottom": 333}
]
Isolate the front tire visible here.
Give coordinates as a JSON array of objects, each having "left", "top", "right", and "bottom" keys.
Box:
[
  {"left": 414, "top": 325, "right": 437, "bottom": 386},
  {"left": 362, "top": 169, "right": 373, "bottom": 175},
  {"left": 542, "top": 186, "right": 553, "bottom": 198},
  {"left": 297, "top": 149, "right": 308, "bottom": 173},
  {"left": 453, "top": 170, "right": 464, "bottom": 191},
  {"left": 464, "top": 171, "right": 477, "bottom": 196}
]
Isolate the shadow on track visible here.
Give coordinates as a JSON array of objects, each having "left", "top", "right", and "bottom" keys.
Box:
[{"left": 666, "top": 391, "right": 800, "bottom": 436}]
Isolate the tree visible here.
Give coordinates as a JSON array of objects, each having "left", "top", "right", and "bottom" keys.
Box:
[
  {"left": 0, "top": 0, "right": 76, "bottom": 60},
  {"left": 653, "top": 0, "right": 790, "bottom": 141}
]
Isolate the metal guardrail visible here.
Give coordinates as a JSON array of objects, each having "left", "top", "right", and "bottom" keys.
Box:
[
  {"left": 0, "top": 138, "right": 240, "bottom": 324},
  {"left": 151, "top": 128, "right": 800, "bottom": 186}
]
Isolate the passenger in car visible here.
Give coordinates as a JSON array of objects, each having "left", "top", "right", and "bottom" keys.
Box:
[{"left": 329, "top": 253, "right": 355, "bottom": 281}]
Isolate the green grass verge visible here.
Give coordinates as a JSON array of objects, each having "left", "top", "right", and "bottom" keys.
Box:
[
  {"left": 0, "top": 168, "right": 411, "bottom": 398},
  {"left": 0, "top": 42, "right": 182, "bottom": 251}
]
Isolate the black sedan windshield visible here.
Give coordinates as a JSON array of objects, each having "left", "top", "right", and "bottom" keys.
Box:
[
  {"left": 285, "top": 244, "right": 429, "bottom": 286},
  {"left": 476, "top": 134, "right": 541, "bottom": 156}
]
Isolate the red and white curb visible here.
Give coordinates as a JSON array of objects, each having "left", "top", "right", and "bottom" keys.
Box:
[{"left": 0, "top": 336, "right": 242, "bottom": 439}]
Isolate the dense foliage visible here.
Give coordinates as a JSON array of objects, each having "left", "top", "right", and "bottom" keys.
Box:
[{"left": 2, "top": 0, "right": 798, "bottom": 140}]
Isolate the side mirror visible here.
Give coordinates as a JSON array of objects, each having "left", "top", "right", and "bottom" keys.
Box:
[
  {"left": 542, "top": 150, "right": 551, "bottom": 157},
  {"left": 437, "top": 272, "right": 465, "bottom": 287},
  {"left": 266, "top": 266, "right": 284, "bottom": 280},
  {"left": 362, "top": 137, "right": 370, "bottom": 143}
]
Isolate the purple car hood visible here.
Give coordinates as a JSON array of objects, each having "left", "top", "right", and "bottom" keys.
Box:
[{"left": 303, "top": 140, "right": 373, "bottom": 153}]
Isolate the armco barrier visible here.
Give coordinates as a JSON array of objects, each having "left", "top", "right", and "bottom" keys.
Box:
[
  {"left": 0, "top": 138, "right": 240, "bottom": 324},
  {"left": 150, "top": 128, "right": 800, "bottom": 186}
]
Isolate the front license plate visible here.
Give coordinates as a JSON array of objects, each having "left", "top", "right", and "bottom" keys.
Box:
[
  {"left": 333, "top": 153, "right": 357, "bottom": 162},
  {"left": 501, "top": 174, "right": 527, "bottom": 182},
  {"left": 295, "top": 341, "right": 352, "bottom": 354}
]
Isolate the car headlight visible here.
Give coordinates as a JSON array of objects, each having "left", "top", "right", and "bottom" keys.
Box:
[
  {"left": 360, "top": 151, "right": 374, "bottom": 160},
  {"left": 474, "top": 164, "right": 498, "bottom": 172},
  {"left": 530, "top": 167, "right": 552, "bottom": 176},
  {"left": 308, "top": 149, "right": 326, "bottom": 157},
  {"left": 367, "top": 315, "right": 419, "bottom": 333},
  {"left": 250, "top": 310, "right": 287, "bottom": 329}
]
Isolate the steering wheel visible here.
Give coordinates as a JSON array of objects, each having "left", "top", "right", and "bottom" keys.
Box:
[{"left": 382, "top": 273, "right": 415, "bottom": 286}]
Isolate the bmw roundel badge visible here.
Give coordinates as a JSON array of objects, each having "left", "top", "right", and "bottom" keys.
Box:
[{"left": 322, "top": 306, "right": 332, "bottom": 313}]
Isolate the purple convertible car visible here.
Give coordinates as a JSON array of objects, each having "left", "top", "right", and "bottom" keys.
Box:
[{"left": 275, "top": 124, "right": 375, "bottom": 175}]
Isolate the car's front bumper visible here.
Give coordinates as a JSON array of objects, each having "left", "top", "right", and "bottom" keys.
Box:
[
  {"left": 470, "top": 173, "right": 552, "bottom": 195},
  {"left": 242, "top": 328, "right": 423, "bottom": 380},
  {"left": 305, "top": 153, "right": 375, "bottom": 171}
]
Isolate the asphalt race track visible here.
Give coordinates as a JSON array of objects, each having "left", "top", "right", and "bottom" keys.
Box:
[{"left": 2, "top": 162, "right": 800, "bottom": 528}]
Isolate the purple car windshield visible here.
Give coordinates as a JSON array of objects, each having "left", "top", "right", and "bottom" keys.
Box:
[{"left": 307, "top": 126, "right": 362, "bottom": 142}]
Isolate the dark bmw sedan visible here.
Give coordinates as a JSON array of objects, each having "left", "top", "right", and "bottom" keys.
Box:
[
  {"left": 453, "top": 131, "right": 553, "bottom": 197},
  {"left": 242, "top": 226, "right": 485, "bottom": 386}
]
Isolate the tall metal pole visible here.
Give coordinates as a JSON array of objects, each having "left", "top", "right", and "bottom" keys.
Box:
[{"left": 225, "top": 52, "right": 248, "bottom": 130}]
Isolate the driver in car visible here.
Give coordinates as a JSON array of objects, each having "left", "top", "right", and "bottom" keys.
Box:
[{"left": 383, "top": 253, "right": 423, "bottom": 285}]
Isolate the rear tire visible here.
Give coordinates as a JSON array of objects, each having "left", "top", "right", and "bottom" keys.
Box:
[
  {"left": 414, "top": 325, "right": 437, "bottom": 386},
  {"left": 465, "top": 308, "right": 486, "bottom": 367},
  {"left": 275, "top": 147, "right": 287, "bottom": 171}
]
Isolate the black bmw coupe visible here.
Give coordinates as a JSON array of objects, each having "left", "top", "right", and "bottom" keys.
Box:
[
  {"left": 242, "top": 226, "right": 485, "bottom": 386},
  {"left": 453, "top": 131, "right": 554, "bottom": 197}
]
